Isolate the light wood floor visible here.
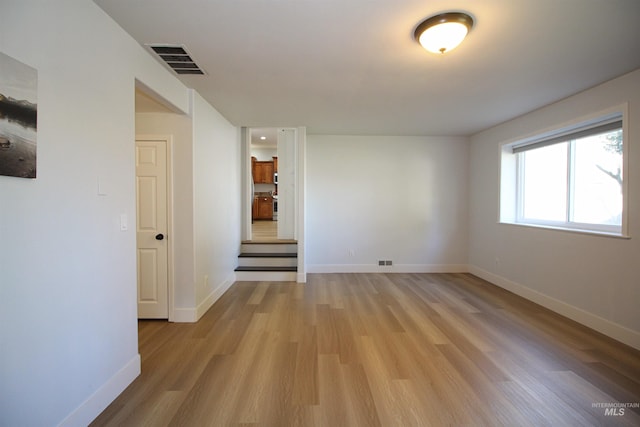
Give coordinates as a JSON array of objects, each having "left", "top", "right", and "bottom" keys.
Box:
[
  {"left": 92, "top": 273, "right": 640, "bottom": 426},
  {"left": 251, "top": 220, "right": 277, "bottom": 241}
]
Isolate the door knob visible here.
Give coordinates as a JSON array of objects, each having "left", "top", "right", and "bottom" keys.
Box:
[{"left": 155, "top": 233, "right": 164, "bottom": 241}]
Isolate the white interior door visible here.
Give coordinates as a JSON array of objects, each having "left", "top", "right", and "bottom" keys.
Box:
[{"left": 135, "top": 138, "right": 169, "bottom": 319}]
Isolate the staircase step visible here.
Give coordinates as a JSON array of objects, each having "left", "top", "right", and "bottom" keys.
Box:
[
  {"left": 237, "top": 256, "right": 297, "bottom": 268},
  {"left": 236, "top": 241, "right": 298, "bottom": 282},
  {"left": 235, "top": 270, "right": 298, "bottom": 282},
  {"left": 234, "top": 266, "right": 297, "bottom": 272},
  {"left": 238, "top": 252, "right": 297, "bottom": 258},
  {"left": 241, "top": 242, "right": 297, "bottom": 254}
]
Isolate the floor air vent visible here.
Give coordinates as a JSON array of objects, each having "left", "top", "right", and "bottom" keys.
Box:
[{"left": 147, "top": 44, "right": 205, "bottom": 75}]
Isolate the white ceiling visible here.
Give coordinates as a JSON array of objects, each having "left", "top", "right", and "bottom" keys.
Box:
[
  {"left": 250, "top": 127, "right": 278, "bottom": 148},
  {"left": 100, "top": 0, "right": 640, "bottom": 136}
]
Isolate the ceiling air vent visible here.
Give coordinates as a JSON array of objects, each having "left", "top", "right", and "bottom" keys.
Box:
[{"left": 147, "top": 44, "right": 205, "bottom": 75}]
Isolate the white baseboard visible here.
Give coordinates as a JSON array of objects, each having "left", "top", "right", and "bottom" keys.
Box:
[
  {"left": 297, "top": 272, "right": 307, "bottom": 283},
  {"left": 58, "top": 354, "right": 141, "bottom": 427},
  {"left": 172, "top": 274, "right": 235, "bottom": 323},
  {"left": 172, "top": 307, "right": 197, "bottom": 323},
  {"left": 196, "top": 274, "right": 235, "bottom": 320},
  {"left": 469, "top": 265, "right": 640, "bottom": 351},
  {"left": 306, "top": 264, "right": 469, "bottom": 274}
]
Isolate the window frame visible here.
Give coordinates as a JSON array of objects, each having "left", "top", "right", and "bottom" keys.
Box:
[{"left": 500, "top": 105, "right": 629, "bottom": 238}]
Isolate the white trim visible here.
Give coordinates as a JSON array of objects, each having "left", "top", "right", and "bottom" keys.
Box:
[
  {"left": 296, "top": 126, "right": 306, "bottom": 283},
  {"left": 620, "top": 103, "right": 630, "bottom": 237},
  {"left": 58, "top": 355, "right": 141, "bottom": 427},
  {"left": 306, "top": 264, "right": 469, "bottom": 274},
  {"left": 166, "top": 137, "right": 175, "bottom": 321},
  {"left": 500, "top": 220, "right": 630, "bottom": 239},
  {"left": 469, "top": 265, "right": 640, "bottom": 351},
  {"left": 171, "top": 307, "right": 197, "bottom": 323},
  {"left": 172, "top": 274, "right": 236, "bottom": 322},
  {"left": 242, "top": 127, "right": 252, "bottom": 242},
  {"left": 196, "top": 274, "right": 235, "bottom": 320}
]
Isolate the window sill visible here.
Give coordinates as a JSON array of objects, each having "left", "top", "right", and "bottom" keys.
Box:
[{"left": 498, "top": 221, "right": 630, "bottom": 239}]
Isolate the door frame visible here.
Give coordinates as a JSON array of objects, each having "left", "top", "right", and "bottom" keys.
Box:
[
  {"left": 243, "top": 127, "right": 297, "bottom": 241},
  {"left": 242, "top": 126, "right": 306, "bottom": 282},
  {"left": 135, "top": 134, "right": 175, "bottom": 320},
  {"left": 242, "top": 127, "right": 252, "bottom": 241}
]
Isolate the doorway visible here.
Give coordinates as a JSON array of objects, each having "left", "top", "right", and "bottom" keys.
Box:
[
  {"left": 249, "top": 127, "right": 278, "bottom": 241},
  {"left": 134, "top": 83, "right": 182, "bottom": 321},
  {"left": 247, "top": 127, "right": 297, "bottom": 242}
]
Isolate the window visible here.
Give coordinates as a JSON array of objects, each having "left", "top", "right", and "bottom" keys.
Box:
[{"left": 501, "top": 110, "right": 627, "bottom": 236}]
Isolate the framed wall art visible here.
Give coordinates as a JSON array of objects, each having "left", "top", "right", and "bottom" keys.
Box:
[{"left": 0, "top": 51, "right": 37, "bottom": 179}]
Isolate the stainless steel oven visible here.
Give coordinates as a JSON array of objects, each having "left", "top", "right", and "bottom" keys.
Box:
[{"left": 273, "top": 196, "right": 278, "bottom": 221}]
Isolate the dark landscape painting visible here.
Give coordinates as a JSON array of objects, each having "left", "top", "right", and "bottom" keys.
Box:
[{"left": 0, "top": 51, "right": 37, "bottom": 179}]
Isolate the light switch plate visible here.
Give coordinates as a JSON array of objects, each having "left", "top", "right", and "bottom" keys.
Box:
[{"left": 97, "top": 177, "right": 108, "bottom": 196}]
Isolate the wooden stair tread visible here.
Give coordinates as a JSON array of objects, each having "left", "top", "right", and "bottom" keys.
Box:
[
  {"left": 241, "top": 239, "right": 297, "bottom": 244},
  {"left": 234, "top": 266, "right": 297, "bottom": 272},
  {"left": 238, "top": 252, "right": 297, "bottom": 258}
]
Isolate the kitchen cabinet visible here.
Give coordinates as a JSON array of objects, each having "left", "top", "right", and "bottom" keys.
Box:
[
  {"left": 252, "top": 157, "right": 274, "bottom": 184},
  {"left": 252, "top": 197, "right": 259, "bottom": 219},
  {"left": 253, "top": 195, "right": 273, "bottom": 220},
  {"left": 273, "top": 156, "right": 278, "bottom": 173}
]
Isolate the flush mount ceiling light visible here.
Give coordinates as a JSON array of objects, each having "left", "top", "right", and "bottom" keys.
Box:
[{"left": 414, "top": 12, "right": 474, "bottom": 54}]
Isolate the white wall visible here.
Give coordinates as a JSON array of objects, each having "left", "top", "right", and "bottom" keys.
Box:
[
  {"left": 306, "top": 135, "right": 469, "bottom": 272},
  {"left": 251, "top": 146, "right": 277, "bottom": 161},
  {"left": 469, "top": 69, "right": 640, "bottom": 349},
  {"left": 135, "top": 112, "right": 196, "bottom": 310},
  {"left": 0, "top": 1, "right": 191, "bottom": 425},
  {"left": 192, "top": 92, "right": 241, "bottom": 316},
  {"left": 277, "top": 129, "right": 297, "bottom": 240}
]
